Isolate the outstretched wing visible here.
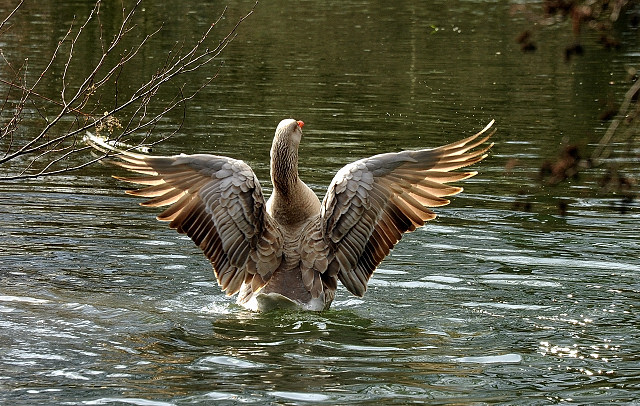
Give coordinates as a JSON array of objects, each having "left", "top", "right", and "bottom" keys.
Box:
[
  {"left": 86, "top": 134, "right": 283, "bottom": 296},
  {"left": 321, "top": 120, "right": 495, "bottom": 297}
]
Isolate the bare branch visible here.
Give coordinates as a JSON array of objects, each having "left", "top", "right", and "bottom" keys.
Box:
[
  {"left": 0, "top": 1, "right": 257, "bottom": 180},
  {"left": 591, "top": 78, "right": 640, "bottom": 164}
]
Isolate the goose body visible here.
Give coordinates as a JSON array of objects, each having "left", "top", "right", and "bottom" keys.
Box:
[{"left": 87, "top": 119, "right": 494, "bottom": 312}]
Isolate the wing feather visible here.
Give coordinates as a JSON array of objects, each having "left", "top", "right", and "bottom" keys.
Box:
[
  {"left": 321, "top": 121, "right": 494, "bottom": 297},
  {"left": 85, "top": 133, "right": 283, "bottom": 297}
]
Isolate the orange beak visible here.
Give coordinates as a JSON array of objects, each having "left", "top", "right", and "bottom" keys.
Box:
[{"left": 296, "top": 120, "right": 305, "bottom": 129}]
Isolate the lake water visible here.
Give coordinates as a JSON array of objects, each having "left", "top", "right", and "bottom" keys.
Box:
[{"left": 1, "top": 1, "right": 639, "bottom": 404}]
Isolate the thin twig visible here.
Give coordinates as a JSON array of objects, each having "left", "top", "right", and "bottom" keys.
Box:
[{"left": 0, "top": 0, "right": 23, "bottom": 34}]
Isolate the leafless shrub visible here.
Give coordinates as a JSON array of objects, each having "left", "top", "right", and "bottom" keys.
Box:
[
  {"left": 508, "top": 0, "right": 639, "bottom": 214},
  {"left": 0, "top": 0, "right": 255, "bottom": 180}
]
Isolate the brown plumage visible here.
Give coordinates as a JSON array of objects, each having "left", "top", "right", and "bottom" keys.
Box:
[{"left": 86, "top": 119, "right": 495, "bottom": 311}]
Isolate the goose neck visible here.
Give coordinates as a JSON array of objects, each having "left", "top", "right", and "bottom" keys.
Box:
[{"left": 270, "top": 140, "right": 299, "bottom": 196}]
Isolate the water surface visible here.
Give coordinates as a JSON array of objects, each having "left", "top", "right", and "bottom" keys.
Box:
[{"left": 1, "top": 1, "right": 639, "bottom": 404}]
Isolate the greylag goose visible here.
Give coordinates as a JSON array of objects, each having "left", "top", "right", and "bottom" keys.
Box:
[{"left": 86, "top": 119, "right": 494, "bottom": 312}]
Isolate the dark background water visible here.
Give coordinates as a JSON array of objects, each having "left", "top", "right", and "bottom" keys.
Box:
[{"left": 1, "top": 1, "right": 639, "bottom": 404}]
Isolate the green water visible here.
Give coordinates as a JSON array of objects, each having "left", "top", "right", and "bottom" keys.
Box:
[{"left": 1, "top": 1, "right": 639, "bottom": 404}]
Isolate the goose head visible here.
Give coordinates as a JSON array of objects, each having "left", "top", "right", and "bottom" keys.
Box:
[{"left": 272, "top": 118, "right": 305, "bottom": 151}]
